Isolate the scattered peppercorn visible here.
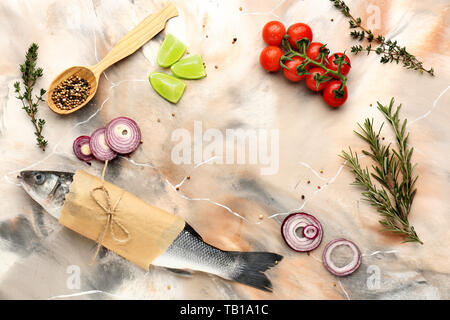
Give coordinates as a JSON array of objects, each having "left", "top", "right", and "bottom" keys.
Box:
[
  {"left": 320, "top": 170, "right": 324, "bottom": 174},
  {"left": 172, "top": 113, "right": 175, "bottom": 117},
  {"left": 214, "top": 65, "right": 218, "bottom": 69},
  {"left": 52, "top": 75, "right": 90, "bottom": 110},
  {"left": 301, "top": 195, "right": 305, "bottom": 200},
  {"left": 187, "top": 176, "right": 191, "bottom": 180},
  {"left": 232, "top": 37, "right": 237, "bottom": 44},
  {"left": 157, "top": 118, "right": 161, "bottom": 123},
  {"left": 331, "top": 18, "right": 334, "bottom": 22},
  {"left": 176, "top": 187, "right": 180, "bottom": 191},
  {"left": 307, "top": 180, "right": 311, "bottom": 184}
]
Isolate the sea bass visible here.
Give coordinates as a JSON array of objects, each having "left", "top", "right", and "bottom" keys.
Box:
[{"left": 18, "top": 170, "right": 282, "bottom": 292}]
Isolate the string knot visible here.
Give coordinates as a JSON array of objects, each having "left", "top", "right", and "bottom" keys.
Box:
[{"left": 89, "top": 184, "right": 130, "bottom": 265}]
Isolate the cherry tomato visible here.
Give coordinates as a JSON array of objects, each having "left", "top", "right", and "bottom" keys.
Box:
[
  {"left": 287, "top": 23, "right": 313, "bottom": 50},
  {"left": 282, "top": 56, "right": 309, "bottom": 82},
  {"left": 323, "top": 80, "right": 348, "bottom": 107},
  {"left": 306, "top": 42, "right": 329, "bottom": 63},
  {"left": 327, "top": 53, "right": 351, "bottom": 78},
  {"left": 262, "top": 21, "right": 286, "bottom": 46},
  {"left": 260, "top": 46, "right": 284, "bottom": 72},
  {"left": 305, "top": 67, "right": 329, "bottom": 92}
]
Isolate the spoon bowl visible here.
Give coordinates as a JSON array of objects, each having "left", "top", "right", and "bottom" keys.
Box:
[
  {"left": 47, "top": 66, "right": 98, "bottom": 115},
  {"left": 47, "top": 2, "right": 178, "bottom": 115}
]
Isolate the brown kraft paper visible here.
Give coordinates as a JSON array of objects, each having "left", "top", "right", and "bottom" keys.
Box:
[{"left": 59, "top": 170, "right": 185, "bottom": 270}]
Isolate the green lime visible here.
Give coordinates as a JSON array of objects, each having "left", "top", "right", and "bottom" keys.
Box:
[
  {"left": 170, "top": 55, "right": 206, "bottom": 79},
  {"left": 157, "top": 34, "right": 187, "bottom": 68},
  {"left": 149, "top": 72, "right": 186, "bottom": 104}
]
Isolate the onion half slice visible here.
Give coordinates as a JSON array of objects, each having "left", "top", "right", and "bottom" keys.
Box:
[
  {"left": 105, "top": 117, "right": 141, "bottom": 154},
  {"left": 73, "top": 136, "right": 94, "bottom": 162},
  {"left": 322, "top": 238, "right": 361, "bottom": 276},
  {"left": 90, "top": 128, "right": 117, "bottom": 161},
  {"left": 281, "top": 212, "right": 323, "bottom": 252}
]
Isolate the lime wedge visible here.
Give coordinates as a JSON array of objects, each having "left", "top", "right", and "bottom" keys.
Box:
[
  {"left": 149, "top": 72, "right": 186, "bottom": 104},
  {"left": 157, "top": 34, "right": 187, "bottom": 68},
  {"left": 170, "top": 55, "right": 206, "bottom": 79}
]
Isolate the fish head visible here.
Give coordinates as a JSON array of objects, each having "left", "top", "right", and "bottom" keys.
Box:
[{"left": 18, "top": 170, "right": 74, "bottom": 219}]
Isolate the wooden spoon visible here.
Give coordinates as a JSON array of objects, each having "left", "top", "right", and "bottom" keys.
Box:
[{"left": 47, "top": 2, "right": 178, "bottom": 115}]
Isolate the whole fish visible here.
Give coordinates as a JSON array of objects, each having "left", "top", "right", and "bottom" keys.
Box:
[{"left": 18, "top": 170, "right": 282, "bottom": 292}]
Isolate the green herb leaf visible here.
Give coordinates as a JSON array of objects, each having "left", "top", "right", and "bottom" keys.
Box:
[
  {"left": 340, "top": 98, "right": 422, "bottom": 244},
  {"left": 331, "top": 0, "right": 434, "bottom": 76},
  {"left": 15, "top": 43, "right": 48, "bottom": 151}
]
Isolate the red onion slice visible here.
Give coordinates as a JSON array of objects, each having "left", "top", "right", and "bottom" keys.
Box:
[
  {"left": 281, "top": 212, "right": 323, "bottom": 252},
  {"left": 322, "top": 238, "right": 362, "bottom": 276},
  {"left": 89, "top": 128, "right": 117, "bottom": 161},
  {"left": 73, "top": 136, "right": 94, "bottom": 162},
  {"left": 105, "top": 117, "right": 141, "bottom": 154},
  {"left": 303, "top": 224, "right": 319, "bottom": 240}
]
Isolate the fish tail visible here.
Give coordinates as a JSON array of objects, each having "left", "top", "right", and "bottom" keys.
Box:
[{"left": 227, "top": 252, "right": 283, "bottom": 292}]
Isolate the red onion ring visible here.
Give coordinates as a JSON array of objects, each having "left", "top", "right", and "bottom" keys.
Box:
[
  {"left": 89, "top": 128, "right": 117, "bottom": 161},
  {"left": 281, "top": 212, "right": 323, "bottom": 252},
  {"left": 73, "top": 136, "right": 94, "bottom": 162},
  {"left": 105, "top": 117, "right": 141, "bottom": 154},
  {"left": 322, "top": 238, "right": 361, "bottom": 276},
  {"left": 303, "top": 224, "right": 319, "bottom": 240}
]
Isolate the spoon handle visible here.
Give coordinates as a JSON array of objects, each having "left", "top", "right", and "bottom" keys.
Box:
[{"left": 90, "top": 2, "right": 178, "bottom": 77}]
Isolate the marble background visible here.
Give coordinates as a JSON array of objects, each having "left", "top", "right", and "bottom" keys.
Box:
[{"left": 0, "top": 0, "right": 449, "bottom": 299}]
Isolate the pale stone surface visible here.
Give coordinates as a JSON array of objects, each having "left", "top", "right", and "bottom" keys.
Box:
[{"left": 0, "top": 0, "right": 449, "bottom": 299}]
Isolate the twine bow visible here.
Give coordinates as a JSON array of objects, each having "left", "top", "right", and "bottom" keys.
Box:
[{"left": 89, "top": 160, "right": 130, "bottom": 265}]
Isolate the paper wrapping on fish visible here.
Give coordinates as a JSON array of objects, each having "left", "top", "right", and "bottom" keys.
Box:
[{"left": 59, "top": 170, "right": 185, "bottom": 270}]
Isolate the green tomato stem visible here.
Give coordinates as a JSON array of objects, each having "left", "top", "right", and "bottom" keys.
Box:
[{"left": 280, "top": 35, "right": 348, "bottom": 95}]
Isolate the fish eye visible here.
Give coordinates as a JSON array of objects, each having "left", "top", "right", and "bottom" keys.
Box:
[{"left": 33, "top": 173, "right": 45, "bottom": 185}]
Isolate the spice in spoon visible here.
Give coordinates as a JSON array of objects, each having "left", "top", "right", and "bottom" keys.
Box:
[{"left": 52, "top": 75, "right": 91, "bottom": 110}]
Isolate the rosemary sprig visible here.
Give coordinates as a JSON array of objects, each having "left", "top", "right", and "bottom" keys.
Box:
[
  {"left": 330, "top": 0, "right": 434, "bottom": 76},
  {"left": 340, "top": 98, "right": 422, "bottom": 244},
  {"left": 14, "top": 43, "right": 48, "bottom": 151}
]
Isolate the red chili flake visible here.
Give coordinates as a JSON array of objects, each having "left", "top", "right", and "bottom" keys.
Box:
[{"left": 317, "top": 186, "right": 321, "bottom": 189}]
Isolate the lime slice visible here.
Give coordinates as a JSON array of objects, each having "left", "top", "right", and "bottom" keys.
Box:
[
  {"left": 149, "top": 72, "right": 186, "bottom": 104},
  {"left": 170, "top": 55, "right": 206, "bottom": 79},
  {"left": 157, "top": 34, "right": 187, "bottom": 68}
]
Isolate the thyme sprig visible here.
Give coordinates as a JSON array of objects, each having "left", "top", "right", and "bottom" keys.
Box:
[
  {"left": 14, "top": 43, "right": 48, "bottom": 151},
  {"left": 340, "top": 98, "right": 422, "bottom": 244},
  {"left": 330, "top": 0, "right": 434, "bottom": 76},
  {"left": 280, "top": 36, "right": 348, "bottom": 98}
]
